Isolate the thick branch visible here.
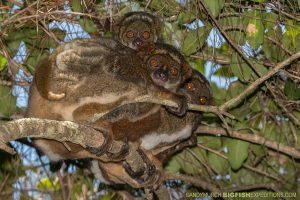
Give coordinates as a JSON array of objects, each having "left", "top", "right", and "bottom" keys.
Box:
[
  {"left": 0, "top": 118, "right": 106, "bottom": 154},
  {"left": 196, "top": 125, "right": 300, "bottom": 159}
]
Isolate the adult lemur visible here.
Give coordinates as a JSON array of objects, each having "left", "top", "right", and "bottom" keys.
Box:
[{"left": 90, "top": 69, "right": 212, "bottom": 187}]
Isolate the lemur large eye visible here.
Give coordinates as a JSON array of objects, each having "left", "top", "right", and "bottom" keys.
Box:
[
  {"left": 185, "top": 82, "right": 194, "bottom": 90},
  {"left": 143, "top": 31, "right": 150, "bottom": 39},
  {"left": 126, "top": 31, "right": 134, "bottom": 38},
  {"left": 149, "top": 58, "right": 158, "bottom": 67},
  {"left": 199, "top": 96, "right": 207, "bottom": 105},
  {"left": 170, "top": 68, "right": 178, "bottom": 76}
]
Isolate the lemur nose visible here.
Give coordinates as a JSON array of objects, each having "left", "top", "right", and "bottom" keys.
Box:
[
  {"left": 154, "top": 69, "right": 168, "bottom": 82},
  {"left": 133, "top": 38, "right": 143, "bottom": 47}
]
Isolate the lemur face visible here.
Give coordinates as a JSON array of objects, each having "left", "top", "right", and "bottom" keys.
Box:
[
  {"left": 117, "top": 12, "right": 161, "bottom": 50},
  {"left": 179, "top": 69, "right": 212, "bottom": 105},
  {"left": 142, "top": 43, "right": 192, "bottom": 92}
]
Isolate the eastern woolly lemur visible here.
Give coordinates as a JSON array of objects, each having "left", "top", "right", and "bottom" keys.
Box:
[
  {"left": 114, "top": 11, "right": 162, "bottom": 50},
  {"left": 26, "top": 39, "right": 189, "bottom": 170},
  {"left": 90, "top": 69, "right": 212, "bottom": 186}
]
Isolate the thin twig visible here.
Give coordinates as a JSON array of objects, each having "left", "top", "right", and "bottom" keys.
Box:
[
  {"left": 197, "top": 143, "right": 283, "bottom": 182},
  {"left": 196, "top": 125, "right": 300, "bottom": 159},
  {"left": 164, "top": 173, "right": 221, "bottom": 192},
  {"left": 266, "top": 83, "right": 300, "bottom": 126},
  {"left": 220, "top": 52, "right": 300, "bottom": 111},
  {"left": 197, "top": 0, "right": 261, "bottom": 76},
  {"left": 262, "top": 3, "right": 300, "bottom": 22},
  {"left": 265, "top": 36, "right": 293, "bottom": 56}
]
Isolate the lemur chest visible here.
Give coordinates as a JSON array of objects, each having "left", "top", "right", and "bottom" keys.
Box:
[{"left": 140, "top": 125, "right": 193, "bottom": 150}]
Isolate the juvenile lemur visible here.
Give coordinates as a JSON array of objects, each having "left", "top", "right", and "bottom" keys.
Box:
[{"left": 90, "top": 69, "right": 213, "bottom": 187}]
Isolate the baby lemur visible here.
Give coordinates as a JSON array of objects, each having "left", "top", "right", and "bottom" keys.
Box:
[{"left": 90, "top": 69, "right": 212, "bottom": 187}]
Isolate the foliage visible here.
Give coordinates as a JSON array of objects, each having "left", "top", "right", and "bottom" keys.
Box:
[{"left": 0, "top": 0, "right": 299, "bottom": 198}]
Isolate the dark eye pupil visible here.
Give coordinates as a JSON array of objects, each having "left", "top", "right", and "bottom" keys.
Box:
[
  {"left": 143, "top": 31, "right": 150, "bottom": 39},
  {"left": 126, "top": 31, "right": 134, "bottom": 38},
  {"left": 200, "top": 96, "right": 207, "bottom": 105},
  {"left": 186, "top": 83, "right": 193, "bottom": 90},
  {"left": 171, "top": 68, "right": 178, "bottom": 75},
  {"left": 150, "top": 59, "right": 157, "bottom": 66}
]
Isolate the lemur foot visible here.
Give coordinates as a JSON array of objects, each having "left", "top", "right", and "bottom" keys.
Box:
[
  {"left": 106, "top": 138, "right": 129, "bottom": 161},
  {"left": 86, "top": 129, "right": 129, "bottom": 161},
  {"left": 165, "top": 95, "right": 188, "bottom": 117},
  {"left": 86, "top": 129, "right": 112, "bottom": 157},
  {"left": 123, "top": 149, "right": 158, "bottom": 185}
]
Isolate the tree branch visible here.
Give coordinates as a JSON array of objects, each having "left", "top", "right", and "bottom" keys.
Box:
[
  {"left": 220, "top": 51, "right": 300, "bottom": 111},
  {"left": 196, "top": 125, "right": 300, "bottom": 159},
  {"left": 164, "top": 173, "right": 221, "bottom": 192},
  {"left": 197, "top": 0, "right": 261, "bottom": 76},
  {"left": 0, "top": 118, "right": 106, "bottom": 154}
]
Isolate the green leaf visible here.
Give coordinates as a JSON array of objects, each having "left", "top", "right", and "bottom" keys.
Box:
[
  {"left": 247, "top": 0, "right": 264, "bottom": 2},
  {"left": 298, "top": 0, "right": 300, "bottom": 9},
  {"left": 0, "top": 54, "right": 7, "bottom": 71},
  {"left": 226, "top": 139, "right": 249, "bottom": 170},
  {"left": 284, "top": 79, "right": 300, "bottom": 100},
  {"left": 207, "top": 152, "right": 228, "bottom": 174},
  {"left": 245, "top": 11, "right": 264, "bottom": 49},
  {"left": 71, "top": 0, "right": 82, "bottom": 12},
  {"left": 203, "top": 0, "right": 225, "bottom": 17},
  {"left": 198, "top": 136, "right": 222, "bottom": 149},
  {"left": 165, "top": 156, "right": 181, "bottom": 173},
  {"left": 263, "top": 37, "right": 285, "bottom": 61},
  {"left": 213, "top": 66, "right": 234, "bottom": 78},
  {"left": 226, "top": 80, "right": 247, "bottom": 100},
  {"left": 210, "top": 82, "right": 227, "bottom": 105},
  {"left": 263, "top": 122, "right": 277, "bottom": 141},
  {"left": 250, "top": 144, "right": 265, "bottom": 156},
  {"left": 24, "top": 49, "right": 49, "bottom": 73},
  {"left": 38, "top": 177, "right": 59, "bottom": 190},
  {"left": 79, "top": 18, "right": 97, "bottom": 33},
  {"left": 178, "top": 12, "right": 196, "bottom": 25},
  {"left": 249, "top": 96, "right": 261, "bottom": 113},
  {"left": 166, "top": 148, "right": 206, "bottom": 174},
  {"left": 219, "top": 17, "right": 247, "bottom": 44},
  {"left": 286, "top": 20, "right": 300, "bottom": 48},
  {"left": 181, "top": 26, "right": 208, "bottom": 56},
  {"left": 149, "top": 0, "right": 179, "bottom": 16},
  {"left": 256, "top": 63, "right": 268, "bottom": 75},
  {"left": 7, "top": 41, "right": 21, "bottom": 56},
  {"left": 191, "top": 59, "right": 205, "bottom": 74},
  {"left": 230, "top": 55, "right": 254, "bottom": 82},
  {"left": 0, "top": 85, "right": 17, "bottom": 117},
  {"left": 41, "top": 29, "right": 66, "bottom": 48},
  {"left": 263, "top": 12, "right": 278, "bottom": 29}
]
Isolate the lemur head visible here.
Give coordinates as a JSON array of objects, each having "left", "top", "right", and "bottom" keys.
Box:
[
  {"left": 140, "top": 43, "right": 192, "bottom": 92},
  {"left": 179, "top": 69, "right": 212, "bottom": 105},
  {"left": 115, "top": 11, "right": 162, "bottom": 50}
]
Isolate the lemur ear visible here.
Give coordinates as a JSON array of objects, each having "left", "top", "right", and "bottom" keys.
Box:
[{"left": 181, "top": 63, "right": 193, "bottom": 81}]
